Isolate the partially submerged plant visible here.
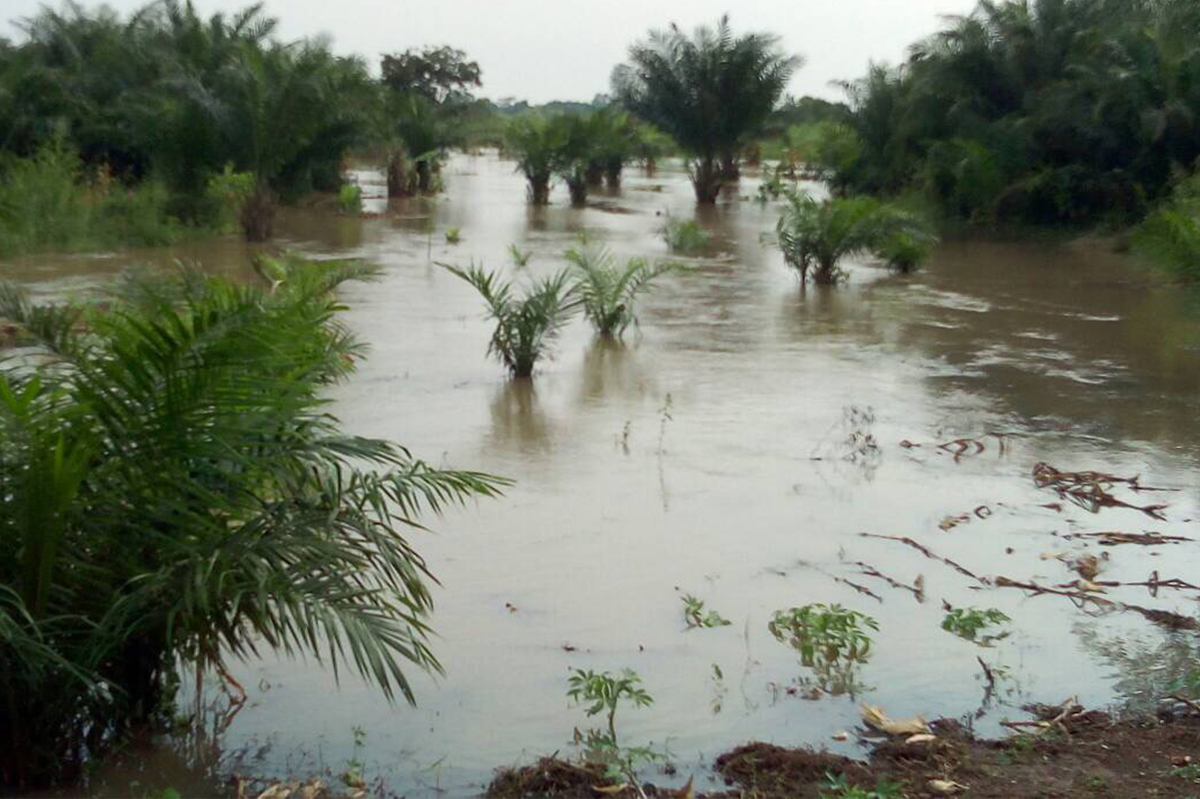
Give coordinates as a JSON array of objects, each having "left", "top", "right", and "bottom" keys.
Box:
[
  {"left": 506, "top": 115, "right": 566, "bottom": 205},
  {"left": 818, "top": 772, "right": 903, "bottom": 799},
  {"left": 338, "top": 184, "right": 363, "bottom": 214},
  {"left": 565, "top": 242, "right": 675, "bottom": 337},
  {"left": 508, "top": 244, "right": 533, "bottom": 267},
  {"left": 776, "top": 190, "right": 936, "bottom": 283},
  {"left": 682, "top": 594, "right": 731, "bottom": 629},
  {"left": 444, "top": 227, "right": 462, "bottom": 244},
  {"left": 768, "top": 604, "right": 879, "bottom": 696},
  {"left": 567, "top": 668, "right": 661, "bottom": 798},
  {"left": 660, "top": 215, "right": 710, "bottom": 252},
  {"left": 441, "top": 262, "right": 579, "bottom": 377},
  {"left": 942, "top": 607, "right": 1011, "bottom": 646}
]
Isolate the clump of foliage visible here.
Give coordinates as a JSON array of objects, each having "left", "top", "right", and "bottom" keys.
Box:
[
  {"left": 566, "top": 242, "right": 675, "bottom": 337},
  {"left": 1134, "top": 173, "right": 1200, "bottom": 281},
  {"left": 338, "top": 184, "right": 364, "bottom": 213},
  {"left": 681, "top": 594, "right": 731, "bottom": 629},
  {"left": 0, "top": 259, "right": 503, "bottom": 790},
  {"left": 776, "top": 190, "right": 937, "bottom": 283},
  {"left": 942, "top": 607, "right": 1011, "bottom": 646},
  {"left": 768, "top": 604, "right": 878, "bottom": 663},
  {"left": 567, "top": 668, "right": 661, "bottom": 798},
  {"left": 768, "top": 603, "right": 878, "bottom": 697},
  {"left": 442, "top": 263, "right": 579, "bottom": 377},
  {"left": 660, "top": 215, "right": 710, "bottom": 252},
  {"left": 0, "top": 142, "right": 180, "bottom": 257},
  {"left": 614, "top": 16, "right": 801, "bottom": 202},
  {"left": 831, "top": 0, "right": 1200, "bottom": 227},
  {"left": 444, "top": 227, "right": 462, "bottom": 244}
]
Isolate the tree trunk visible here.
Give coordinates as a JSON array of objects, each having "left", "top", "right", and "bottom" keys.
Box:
[
  {"left": 585, "top": 163, "right": 604, "bottom": 187},
  {"left": 566, "top": 177, "right": 588, "bottom": 207},
  {"left": 416, "top": 160, "right": 432, "bottom": 193},
  {"left": 528, "top": 175, "right": 551, "bottom": 205},
  {"left": 691, "top": 155, "right": 722, "bottom": 204},
  {"left": 644, "top": 157, "right": 657, "bottom": 177},
  {"left": 720, "top": 149, "right": 741, "bottom": 181},
  {"left": 240, "top": 184, "right": 276, "bottom": 242},
  {"left": 604, "top": 160, "right": 622, "bottom": 188},
  {"left": 813, "top": 258, "right": 839, "bottom": 285}
]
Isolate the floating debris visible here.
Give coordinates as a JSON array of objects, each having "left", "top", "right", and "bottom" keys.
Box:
[
  {"left": 860, "top": 533, "right": 989, "bottom": 585},
  {"left": 1032, "top": 462, "right": 1172, "bottom": 519},
  {"left": 1064, "top": 531, "right": 1193, "bottom": 546}
]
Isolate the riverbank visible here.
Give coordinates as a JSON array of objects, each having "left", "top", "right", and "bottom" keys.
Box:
[{"left": 486, "top": 703, "right": 1200, "bottom": 798}]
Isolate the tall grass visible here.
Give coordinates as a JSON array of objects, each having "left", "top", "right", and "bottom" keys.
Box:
[
  {"left": 1134, "top": 174, "right": 1200, "bottom": 281},
  {"left": 660, "top": 215, "right": 710, "bottom": 253}
]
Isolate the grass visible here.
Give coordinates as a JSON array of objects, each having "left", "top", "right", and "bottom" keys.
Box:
[{"left": 338, "top": 184, "right": 363, "bottom": 214}]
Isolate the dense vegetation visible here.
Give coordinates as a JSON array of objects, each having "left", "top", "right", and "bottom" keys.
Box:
[
  {"left": 823, "top": 0, "right": 1200, "bottom": 229},
  {"left": 0, "top": 259, "right": 502, "bottom": 788}
]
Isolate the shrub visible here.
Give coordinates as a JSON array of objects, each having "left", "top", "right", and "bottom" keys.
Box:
[{"left": 660, "top": 215, "right": 710, "bottom": 252}]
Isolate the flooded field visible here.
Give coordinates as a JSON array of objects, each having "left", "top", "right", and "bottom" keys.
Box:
[{"left": 7, "top": 152, "right": 1200, "bottom": 797}]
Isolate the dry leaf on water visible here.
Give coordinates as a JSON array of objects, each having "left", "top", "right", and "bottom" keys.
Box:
[
  {"left": 592, "top": 785, "right": 629, "bottom": 795},
  {"left": 905, "top": 733, "right": 938, "bottom": 744},
  {"left": 832, "top": 731, "right": 850, "bottom": 741},
  {"left": 860, "top": 703, "right": 932, "bottom": 735},
  {"left": 255, "top": 785, "right": 294, "bottom": 799}
]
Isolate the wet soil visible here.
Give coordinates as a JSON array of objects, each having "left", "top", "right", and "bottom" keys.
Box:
[{"left": 489, "top": 712, "right": 1200, "bottom": 798}]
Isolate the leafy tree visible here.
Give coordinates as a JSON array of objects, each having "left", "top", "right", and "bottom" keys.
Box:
[
  {"left": 505, "top": 115, "right": 568, "bottom": 205},
  {"left": 381, "top": 45, "right": 481, "bottom": 104},
  {"left": 614, "top": 16, "right": 800, "bottom": 203}
]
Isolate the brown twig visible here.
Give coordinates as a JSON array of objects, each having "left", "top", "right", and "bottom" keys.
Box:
[{"left": 860, "top": 533, "right": 990, "bottom": 585}]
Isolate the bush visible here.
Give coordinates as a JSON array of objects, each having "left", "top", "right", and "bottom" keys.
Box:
[
  {"left": 660, "top": 215, "right": 710, "bottom": 252},
  {"left": 1134, "top": 173, "right": 1200, "bottom": 281}
]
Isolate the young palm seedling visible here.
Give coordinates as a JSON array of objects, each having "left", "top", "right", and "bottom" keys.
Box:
[
  {"left": 442, "top": 262, "right": 579, "bottom": 377},
  {"left": 566, "top": 242, "right": 675, "bottom": 338},
  {"left": 508, "top": 244, "right": 533, "bottom": 267},
  {"left": 567, "top": 668, "right": 661, "bottom": 798}
]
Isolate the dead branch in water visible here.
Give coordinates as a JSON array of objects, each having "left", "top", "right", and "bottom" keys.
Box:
[
  {"left": 847, "top": 560, "right": 925, "bottom": 602},
  {"left": 995, "top": 575, "right": 1200, "bottom": 631},
  {"left": 1062, "top": 531, "right": 1192, "bottom": 546},
  {"left": 860, "top": 533, "right": 990, "bottom": 586},
  {"left": 1032, "top": 462, "right": 1172, "bottom": 520}
]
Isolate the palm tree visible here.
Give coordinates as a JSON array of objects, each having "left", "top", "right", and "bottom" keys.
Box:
[
  {"left": 566, "top": 242, "right": 675, "bottom": 337},
  {"left": 0, "top": 259, "right": 503, "bottom": 789},
  {"left": 505, "top": 115, "right": 568, "bottom": 205},
  {"left": 776, "top": 190, "right": 936, "bottom": 283},
  {"left": 613, "top": 16, "right": 800, "bottom": 203},
  {"left": 443, "top": 262, "right": 579, "bottom": 376}
]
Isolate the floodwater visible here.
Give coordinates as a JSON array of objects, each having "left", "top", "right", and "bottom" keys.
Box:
[{"left": 6, "top": 152, "right": 1200, "bottom": 797}]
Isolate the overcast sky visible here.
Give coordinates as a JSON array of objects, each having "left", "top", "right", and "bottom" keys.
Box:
[{"left": 4, "top": 0, "right": 979, "bottom": 103}]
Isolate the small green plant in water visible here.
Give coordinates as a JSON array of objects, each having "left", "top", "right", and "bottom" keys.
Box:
[
  {"left": 566, "top": 241, "right": 676, "bottom": 337},
  {"left": 341, "top": 725, "right": 368, "bottom": 789},
  {"left": 338, "top": 184, "right": 363, "bottom": 214},
  {"left": 682, "top": 594, "right": 731, "bottom": 629},
  {"left": 444, "top": 227, "right": 462, "bottom": 244},
  {"left": 508, "top": 243, "right": 533, "bottom": 267},
  {"left": 942, "top": 607, "right": 1011, "bottom": 646},
  {"left": 769, "top": 604, "right": 878, "bottom": 696},
  {"left": 660, "top": 214, "right": 710, "bottom": 252},
  {"left": 818, "top": 772, "right": 903, "bottom": 799},
  {"left": 567, "top": 668, "right": 661, "bottom": 798},
  {"left": 441, "top": 262, "right": 579, "bottom": 377}
]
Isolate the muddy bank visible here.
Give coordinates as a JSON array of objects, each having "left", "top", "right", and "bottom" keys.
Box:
[{"left": 488, "top": 706, "right": 1200, "bottom": 798}]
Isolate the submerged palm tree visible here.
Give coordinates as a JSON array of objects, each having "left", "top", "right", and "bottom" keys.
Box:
[
  {"left": 566, "top": 242, "right": 675, "bottom": 337},
  {"left": 776, "top": 190, "right": 936, "bottom": 283},
  {"left": 614, "top": 16, "right": 800, "bottom": 203},
  {"left": 0, "top": 259, "right": 503, "bottom": 789},
  {"left": 505, "top": 115, "right": 568, "bottom": 205},
  {"left": 443, "top": 262, "right": 579, "bottom": 377}
]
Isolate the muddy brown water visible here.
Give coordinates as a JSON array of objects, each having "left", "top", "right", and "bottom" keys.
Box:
[{"left": 6, "top": 152, "right": 1200, "bottom": 797}]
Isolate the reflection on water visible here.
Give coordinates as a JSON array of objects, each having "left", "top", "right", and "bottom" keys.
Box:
[{"left": 7, "top": 152, "right": 1200, "bottom": 797}]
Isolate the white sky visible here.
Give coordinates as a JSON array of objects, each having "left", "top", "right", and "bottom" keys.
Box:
[{"left": 3, "top": 0, "right": 979, "bottom": 103}]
